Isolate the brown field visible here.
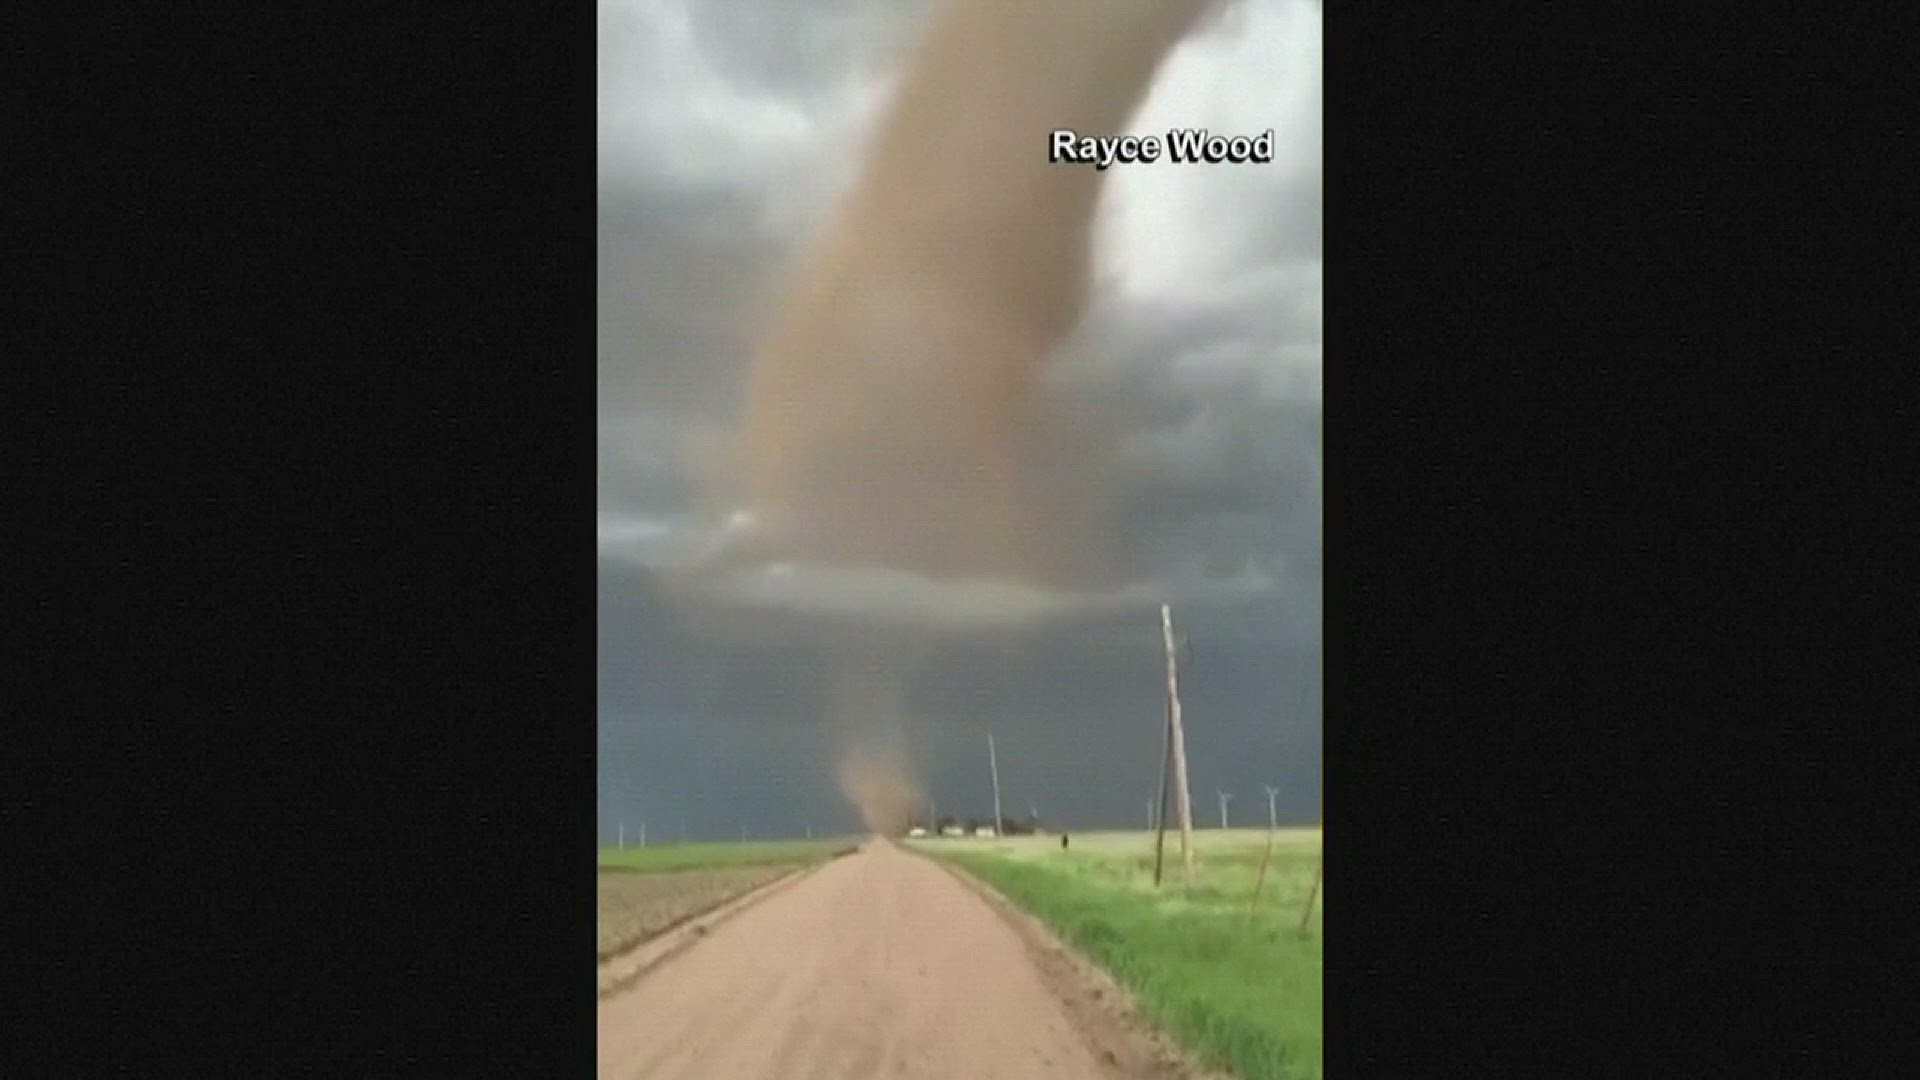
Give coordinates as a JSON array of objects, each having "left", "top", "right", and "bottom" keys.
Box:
[{"left": 596, "top": 866, "right": 796, "bottom": 960}]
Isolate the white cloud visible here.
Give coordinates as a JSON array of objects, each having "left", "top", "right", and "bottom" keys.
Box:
[
  {"left": 598, "top": 0, "right": 890, "bottom": 238},
  {"left": 1097, "top": 0, "right": 1322, "bottom": 304},
  {"left": 598, "top": 510, "right": 683, "bottom": 556},
  {"left": 599, "top": 1, "right": 814, "bottom": 192}
]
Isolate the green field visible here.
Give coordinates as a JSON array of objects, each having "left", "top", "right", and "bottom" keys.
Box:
[
  {"left": 597, "top": 837, "right": 856, "bottom": 874},
  {"left": 915, "top": 828, "right": 1321, "bottom": 1080}
]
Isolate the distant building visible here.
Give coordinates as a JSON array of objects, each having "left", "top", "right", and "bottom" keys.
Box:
[
  {"left": 907, "top": 826, "right": 928, "bottom": 838},
  {"left": 940, "top": 825, "right": 966, "bottom": 838},
  {"left": 973, "top": 826, "right": 997, "bottom": 838}
]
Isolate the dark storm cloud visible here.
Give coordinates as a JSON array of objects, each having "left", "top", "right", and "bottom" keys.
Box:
[
  {"left": 598, "top": 0, "right": 1322, "bottom": 840},
  {"left": 598, "top": 189, "right": 778, "bottom": 419}
]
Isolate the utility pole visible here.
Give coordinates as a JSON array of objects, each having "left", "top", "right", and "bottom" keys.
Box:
[
  {"left": 1299, "top": 789, "right": 1323, "bottom": 936},
  {"left": 1299, "top": 831, "right": 1322, "bottom": 935},
  {"left": 640, "top": 821, "right": 646, "bottom": 847},
  {"left": 1218, "top": 789, "right": 1233, "bottom": 829},
  {"left": 1146, "top": 799, "right": 1154, "bottom": 831},
  {"left": 988, "top": 732, "right": 1003, "bottom": 835},
  {"left": 1152, "top": 671, "right": 1173, "bottom": 886},
  {"left": 1161, "top": 603, "right": 1195, "bottom": 885},
  {"left": 1249, "top": 784, "right": 1281, "bottom": 918},
  {"left": 617, "top": 822, "right": 624, "bottom": 850}
]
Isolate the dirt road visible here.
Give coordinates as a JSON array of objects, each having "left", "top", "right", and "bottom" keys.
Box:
[{"left": 598, "top": 841, "right": 1142, "bottom": 1080}]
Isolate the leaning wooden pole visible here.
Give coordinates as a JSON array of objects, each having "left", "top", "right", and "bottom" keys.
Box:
[
  {"left": 988, "top": 732, "right": 1003, "bottom": 836},
  {"left": 1151, "top": 688, "right": 1173, "bottom": 886},
  {"left": 1160, "top": 603, "right": 1195, "bottom": 885},
  {"left": 1247, "top": 817, "right": 1277, "bottom": 919},
  {"left": 1305, "top": 845, "right": 1320, "bottom": 930},
  {"left": 1298, "top": 812, "right": 1323, "bottom": 935}
]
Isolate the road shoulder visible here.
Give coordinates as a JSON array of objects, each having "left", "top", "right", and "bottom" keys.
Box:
[{"left": 911, "top": 844, "right": 1233, "bottom": 1080}]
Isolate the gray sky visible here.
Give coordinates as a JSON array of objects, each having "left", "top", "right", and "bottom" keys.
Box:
[{"left": 598, "top": 0, "right": 1321, "bottom": 841}]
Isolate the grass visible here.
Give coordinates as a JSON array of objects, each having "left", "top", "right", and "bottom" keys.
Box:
[
  {"left": 916, "top": 828, "right": 1321, "bottom": 1080},
  {"left": 596, "top": 837, "right": 856, "bottom": 874}
]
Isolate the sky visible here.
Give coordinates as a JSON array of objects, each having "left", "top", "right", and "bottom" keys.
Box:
[{"left": 598, "top": 0, "right": 1321, "bottom": 841}]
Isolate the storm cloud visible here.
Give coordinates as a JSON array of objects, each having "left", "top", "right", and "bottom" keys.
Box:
[{"left": 599, "top": 0, "right": 1321, "bottom": 840}]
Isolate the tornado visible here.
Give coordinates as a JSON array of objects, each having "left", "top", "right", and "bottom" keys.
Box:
[
  {"left": 658, "top": 0, "right": 1216, "bottom": 832},
  {"left": 670, "top": 0, "right": 1214, "bottom": 607},
  {"left": 821, "top": 658, "right": 924, "bottom": 836}
]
